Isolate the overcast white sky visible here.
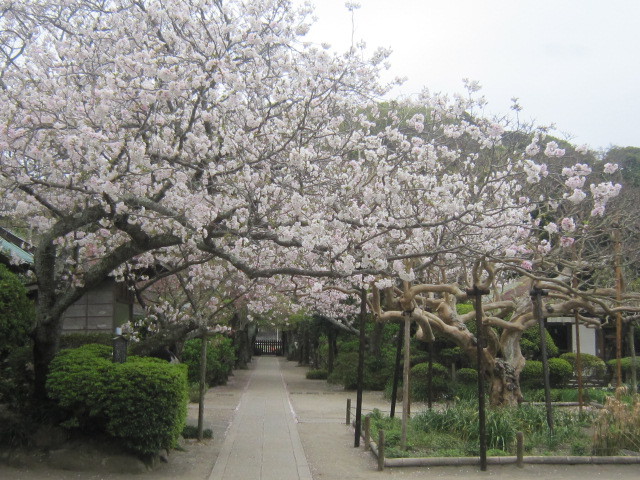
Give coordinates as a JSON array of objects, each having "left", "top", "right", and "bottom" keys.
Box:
[{"left": 300, "top": 0, "right": 640, "bottom": 150}]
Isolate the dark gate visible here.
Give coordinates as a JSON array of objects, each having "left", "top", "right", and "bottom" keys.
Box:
[{"left": 254, "top": 338, "right": 283, "bottom": 356}]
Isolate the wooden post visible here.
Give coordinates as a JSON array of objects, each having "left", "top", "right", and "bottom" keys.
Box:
[
  {"left": 630, "top": 323, "right": 638, "bottom": 394},
  {"left": 354, "top": 286, "right": 367, "bottom": 447},
  {"left": 531, "top": 287, "right": 554, "bottom": 434},
  {"left": 390, "top": 324, "right": 403, "bottom": 418},
  {"left": 378, "top": 429, "right": 385, "bottom": 471},
  {"left": 427, "top": 339, "right": 434, "bottom": 410},
  {"left": 574, "top": 310, "right": 584, "bottom": 412},
  {"left": 466, "top": 284, "right": 490, "bottom": 472},
  {"left": 346, "top": 398, "right": 351, "bottom": 425},
  {"left": 516, "top": 431, "right": 524, "bottom": 468},
  {"left": 364, "top": 416, "right": 371, "bottom": 451},
  {"left": 198, "top": 334, "right": 207, "bottom": 441},
  {"left": 401, "top": 312, "right": 411, "bottom": 450},
  {"left": 614, "top": 227, "right": 623, "bottom": 389}
]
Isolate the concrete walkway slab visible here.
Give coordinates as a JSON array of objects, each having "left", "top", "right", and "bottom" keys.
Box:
[{"left": 209, "top": 356, "right": 312, "bottom": 480}]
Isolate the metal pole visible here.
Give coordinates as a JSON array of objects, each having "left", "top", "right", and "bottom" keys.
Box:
[
  {"left": 466, "top": 284, "right": 489, "bottom": 472},
  {"left": 531, "top": 287, "right": 554, "bottom": 433},
  {"left": 354, "top": 286, "right": 367, "bottom": 447},
  {"left": 390, "top": 323, "right": 403, "bottom": 418}
]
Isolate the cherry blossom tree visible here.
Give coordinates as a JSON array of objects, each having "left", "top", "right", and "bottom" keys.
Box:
[{"left": 0, "top": 0, "right": 397, "bottom": 398}]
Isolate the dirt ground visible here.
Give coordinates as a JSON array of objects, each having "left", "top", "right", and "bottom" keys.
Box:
[{"left": 2, "top": 358, "right": 640, "bottom": 479}]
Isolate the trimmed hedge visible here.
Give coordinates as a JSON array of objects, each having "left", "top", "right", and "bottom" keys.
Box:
[
  {"left": 560, "top": 352, "right": 608, "bottom": 379},
  {"left": 306, "top": 369, "right": 328, "bottom": 380},
  {"left": 456, "top": 367, "right": 478, "bottom": 385},
  {"left": 606, "top": 356, "right": 640, "bottom": 379},
  {"left": 47, "top": 344, "right": 188, "bottom": 456},
  {"left": 520, "top": 358, "right": 573, "bottom": 389}
]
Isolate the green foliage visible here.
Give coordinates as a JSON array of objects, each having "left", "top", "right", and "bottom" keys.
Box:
[
  {"left": 0, "top": 264, "right": 34, "bottom": 358},
  {"left": 328, "top": 349, "right": 394, "bottom": 390},
  {"left": 560, "top": 352, "right": 608, "bottom": 380},
  {"left": 182, "top": 424, "right": 212, "bottom": 439},
  {"left": 410, "top": 362, "right": 451, "bottom": 401},
  {"left": 46, "top": 344, "right": 188, "bottom": 456},
  {"left": 102, "top": 358, "right": 188, "bottom": 455},
  {"left": 606, "top": 356, "right": 640, "bottom": 379},
  {"left": 520, "top": 358, "right": 573, "bottom": 389},
  {"left": 306, "top": 369, "right": 328, "bottom": 380},
  {"left": 456, "top": 303, "right": 474, "bottom": 315},
  {"left": 520, "top": 327, "right": 559, "bottom": 360},
  {"left": 548, "top": 358, "right": 573, "bottom": 388},
  {"left": 456, "top": 367, "right": 478, "bottom": 385},
  {"left": 0, "top": 345, "right": 35, "bottom": 412},
  {"left": 182, "top": 335, "right": 235, "bottom": 387}
]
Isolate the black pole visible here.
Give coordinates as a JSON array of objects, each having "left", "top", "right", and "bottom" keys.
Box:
[
  {"left": 531, "top": 287, "right": 554, "bottom": 433},
  {"left": 354, "top": 286, "right": 367, "bottom": 447},
  {"left": 390, "top": 323, "right": 403, "bottom": 418},
  {"left": 466, "top": 284, "right": 489, "bottom": 472}
]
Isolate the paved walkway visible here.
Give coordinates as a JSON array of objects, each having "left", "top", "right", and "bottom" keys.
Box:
[{"left": 209, "top": 356, "right": 312, "bottom": 480}]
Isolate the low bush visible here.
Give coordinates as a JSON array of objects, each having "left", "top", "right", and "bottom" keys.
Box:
[
  {"left": 182, "top": 335, "right": 235, "bottom": 387},
  {"left": 306, "top": 369, "right": 328, "bottom": 380},
  {"left": 455, "top": 367, "right": 478, "bottom": 385},
  {"left": 410, "top": 362, "right": 451, "bottom": 401},
  {"left": 606, "top": 357, "right": 640, "bottom": 381},
  {"left": 47, "top": 344, "right": 188, "bottom": 456},
  {"left": 182, "top": 424, "right": 213, "bottom": 439},
  {"left": 520, "top": 358, "right": 573, "bottom": 389},
  {"left": 560, "top": 352, "right": 608, "bottom": 380}
]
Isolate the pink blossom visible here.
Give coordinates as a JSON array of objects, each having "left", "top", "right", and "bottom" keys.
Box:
[
  {"left": 603, "top": 163, "right": 618, "bottom": 174},
  {"left": 560, "top": 217, "right": 576, "bottom": 232},
  {"left": 560, "top": 236, "right": 575, "bottom": 248},
  {"left": 521, "top": 260, "right": 533, "bottom": 270}
]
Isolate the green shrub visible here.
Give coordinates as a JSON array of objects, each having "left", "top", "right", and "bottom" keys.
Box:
[
  {"left": 456, "top": 367, "right": 478, "bottom": 385},
  {"left": 0, "top": 345, "right": 35, "bottom": 410},
  {"left": 182, "top": 335, "right": 235, "bottom": 387},
  {"left": 521, "top": 327, "right": 559, "bottom": 360},
  {"left": 520, "top": 358, "right": 572, "bottom": 389},
  {"left": 306, "top": 369, "right": 328, "bottom": 380},
  {"left": 182, "top": 424, "right": 212, "bottom": 439},
  {"left": 548, "top": 358, "right": 573, "bottom": 388},
  {"left": 329, "top": 349, "right": 394, "bottom": 390},
  {"left": 102, "top": 358, "right": 188, "bottom": 455},
  {"left": 410, "top": 362, "right": 451, "bottom": 401},
  {"left": 47, "top": 344, "right": 188, "bottom": 456},
  {"left": 560, "top": 352, "right": 608, "bottom": 380},
  {"left": 0, "top": 264, "right": 34, "bottom": 358},
  {"left": 606, "top": 357, "right": 640, "bottom": 380}
]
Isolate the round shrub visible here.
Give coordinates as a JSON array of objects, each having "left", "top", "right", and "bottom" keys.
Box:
[
  {"left": 411, "top": 362, "right": 451, "bottom": 401},
  {"left": 0, "top": 264, "right": 34, "bottom": 358},
  {"left": 520, "top": 358, "right": 573, "bottom": 389},
  {"left": 47, "top": 344, "right": 188, "bottom": 456},
  {"left": 456, "top": 368, "right": 478, "bottom": 385},
  {"left": 560, "top": 352, "right": 607, "bottom": 380},
  {"left": 520, "top": 327, "right": 559, "bottom": 360},
  {"left": 548, "top": 357, "right": 573, "bottom": 388},
  {"left": 606, "top": 357, "right": 640, "bottom": 380}
]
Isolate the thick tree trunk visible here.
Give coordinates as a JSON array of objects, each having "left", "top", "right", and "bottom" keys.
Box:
[{"left": 32, "top": 316, "right": 63, "bottom": 402}]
